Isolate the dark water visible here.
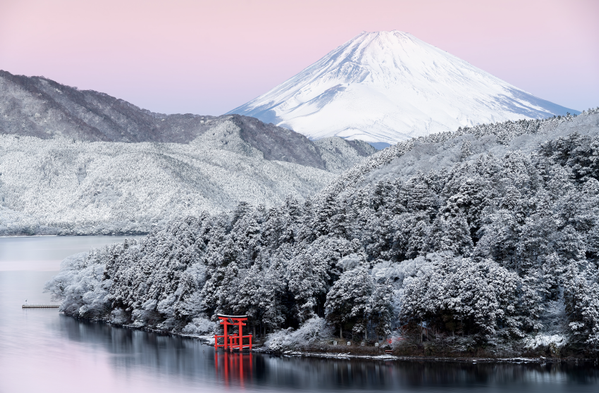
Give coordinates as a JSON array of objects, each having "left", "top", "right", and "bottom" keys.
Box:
[{"left": 1, "top": 237, "right": 598, "bottom": 393}]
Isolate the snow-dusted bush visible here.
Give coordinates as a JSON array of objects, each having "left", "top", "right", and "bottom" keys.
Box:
[
  {"left": 109, "top": 308, "right": 129, "bottom": 325},
  {"left": 181, "top": 317, "right": 217, "bottom": 336},
  {"left": 264, "top": 317, "right": 333, "bottom": 352},
  {"left": 524, "top": 334, "right": 566, "bottom": 350}
]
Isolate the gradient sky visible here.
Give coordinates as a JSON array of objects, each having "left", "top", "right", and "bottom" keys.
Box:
[{"left": 0, "top": 0, "right": 597, "bottom": 115}]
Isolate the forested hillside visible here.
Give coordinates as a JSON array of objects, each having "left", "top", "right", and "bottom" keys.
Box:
[
  {"left": 0, "top": 118, "right": 374, "bottom": 235},
  {"left": 47, "top": 109, "right": 599, "bottom": 355},
  {"left": 0, "top": 70, "right": 375, "bottom": 235}
]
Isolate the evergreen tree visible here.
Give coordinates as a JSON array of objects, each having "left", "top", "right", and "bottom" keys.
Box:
[{"left": 324, "top": 266, "right": 374, "bottom": 340}]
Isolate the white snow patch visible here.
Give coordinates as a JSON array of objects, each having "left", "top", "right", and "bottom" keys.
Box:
[
  {"left": 524, "top": 334, "right": 567, "bottom": 349},
  {"left": 264, "top": 316, "right": 332, "bottom": 352}
]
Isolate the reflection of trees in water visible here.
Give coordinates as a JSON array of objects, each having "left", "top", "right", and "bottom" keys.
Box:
[
  {"left": 55, "top": 315, "right": 599, "bottom": 390},
  {"left": 56, "top": 315, "right": 215, "bottom": 380},
  {"left": 258, "top": 359, "right": 599, "bottom": 390}
]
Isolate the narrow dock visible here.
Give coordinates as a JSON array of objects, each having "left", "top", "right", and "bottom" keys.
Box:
[{"left": 22, "top": 304, "right": 60, "bottom": 309}]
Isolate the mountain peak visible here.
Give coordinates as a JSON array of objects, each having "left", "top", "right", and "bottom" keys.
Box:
[
  {"left": 229, "top": 32, "right": 578, "bottom": 144},
  {"left": 354, "top": 30, "right": 416, "bottom": 42},
  {"left": 303, "top": 30, "right": 429, "bottom": 85}
]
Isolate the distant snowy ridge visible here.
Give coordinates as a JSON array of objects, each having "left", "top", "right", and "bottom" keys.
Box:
[
  {"left": 0, "top": 69, "right": 375, "bottom": 170},
  {"left": 323, "top": 109, "right": 599, "bottom": 197},
  {"left": 0, "top": 70, "right": 376, "bottom": 235},
  {"left": 0, "top": 117, "right": 374, "bottom": 235},
  {"left": 230, "top": 31, "right": 578, "bottom": 144}
]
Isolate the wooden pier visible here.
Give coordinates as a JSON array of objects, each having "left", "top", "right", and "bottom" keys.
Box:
[{"left": 22, "top": 304, "right": 60, "bottom": 309}]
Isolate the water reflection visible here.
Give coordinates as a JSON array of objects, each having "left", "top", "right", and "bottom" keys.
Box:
[
  {"left": 214, "top": 352, "right": 253, "bottom": 387},
  {"left": 52, "top": 315, "right": 599, "bottom": 392},
  {"left": 54, "top": 315, "right": 216, "bottom": 383},
  {"left": 2, "top": 236, "right": 599, "bottom": 393}
]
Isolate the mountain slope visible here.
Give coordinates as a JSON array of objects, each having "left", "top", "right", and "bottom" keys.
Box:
[
  {"left": 0, "top": 115, "right": 376, "bottom": 235},
  {"left": 229, "top": 31, "right": 578, "bottom": 144},
  {"left": 0, "top": 71, "right": 377, "bottom": 235},
  {"left": 0, "top": 70, "right": 375, "bottom": 172},
  {"left": 0, "top": 125, "right": 333, "bottom": 235},
  {"left": 322, "top": 110, "right": 599, "bottom": 199}
]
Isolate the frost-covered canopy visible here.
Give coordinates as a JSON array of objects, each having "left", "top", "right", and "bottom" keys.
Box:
[
  {"left": 47, "top": 109, "right": 599, "bottom": 351},
  {"left": 0, "top": 120, "right": 373, "bottom": 235}
]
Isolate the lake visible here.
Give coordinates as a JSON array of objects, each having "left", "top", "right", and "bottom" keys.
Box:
[{"left": 1, "top": 236, "right": 598, "bottom": 393}]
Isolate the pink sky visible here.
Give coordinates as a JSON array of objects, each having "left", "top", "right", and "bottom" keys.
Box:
[{"left": 0, "top": 0, "right": 597, "bottom": 115}]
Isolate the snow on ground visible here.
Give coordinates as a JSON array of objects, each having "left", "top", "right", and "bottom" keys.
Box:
[{"left": 524, "top": 334, "right": 567, "bottom": 350}]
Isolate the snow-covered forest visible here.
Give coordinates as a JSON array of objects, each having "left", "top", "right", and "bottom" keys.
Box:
[
  {"left": 0, "top": 119, "right": 373, "bottom": 235},
  {"left": 46, "top": 109, "right": 599, "bottom": 354}
]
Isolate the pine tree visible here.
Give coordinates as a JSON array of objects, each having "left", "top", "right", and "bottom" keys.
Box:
[{"left": 324, "top": 266, "right": 374, "bottom": 340}]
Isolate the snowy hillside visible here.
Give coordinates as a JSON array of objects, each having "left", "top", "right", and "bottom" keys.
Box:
[
  {"left": 0, "top": 117, "right": 374, "bottom": 235},
  {"left": 47, "top": 109, "right": 599, "bottom": 356},
  {"left": 324, "top": 110, "right": 599, "bottom": 197},
  {"left": 0, "top": 71, "right": 376, "bottom": 235},
  {"left": 0, "top": 69, "right": 374, "bottom": 162},
  {"left": 230, "top": 31, "right": 578, "bottom": 144},
  {"left": 0, "top": 69, "right": 376, "bottom": 169}
]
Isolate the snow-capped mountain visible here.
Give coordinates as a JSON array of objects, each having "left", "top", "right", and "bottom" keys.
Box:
[{"left": 229, "top": 31, "right": 579, "bottom": 144}]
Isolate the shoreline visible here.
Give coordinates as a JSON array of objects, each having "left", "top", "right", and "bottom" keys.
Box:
[
  {"left": 58, "top": 313, "right": 599, "bottom": 365},
  {"left": 102, "top": 319, "right": 599, "bottom": 365},
  {"left": 262, "top": 349, "right": 593, "bottom": 365},
  {"left": 0, "top": 232, "right": 149, "bottom": 238},
  {"left": 249, "top": 345, "right": 599, "bottom": 364}
]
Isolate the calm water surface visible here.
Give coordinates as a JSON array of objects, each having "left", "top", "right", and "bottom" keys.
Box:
[{"left": 1, "top": 236, "right": 598, "bottom": 393}]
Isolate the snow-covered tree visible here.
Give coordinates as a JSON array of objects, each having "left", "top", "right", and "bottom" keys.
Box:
[{"left": 325, "top": 266, "right": 374, "bottom": 339}]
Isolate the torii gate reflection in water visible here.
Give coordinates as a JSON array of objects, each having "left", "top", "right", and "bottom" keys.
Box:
[
  {"left": 214, "top": 314, "right": 253, "bottom": 386},
  {"left": 214, "top": 351, "right": 254, "bottom": 387}
]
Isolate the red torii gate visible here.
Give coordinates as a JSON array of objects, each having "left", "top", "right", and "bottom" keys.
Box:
[{"left": 214, "top": 314, "right": 252, "bottom": 352}]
